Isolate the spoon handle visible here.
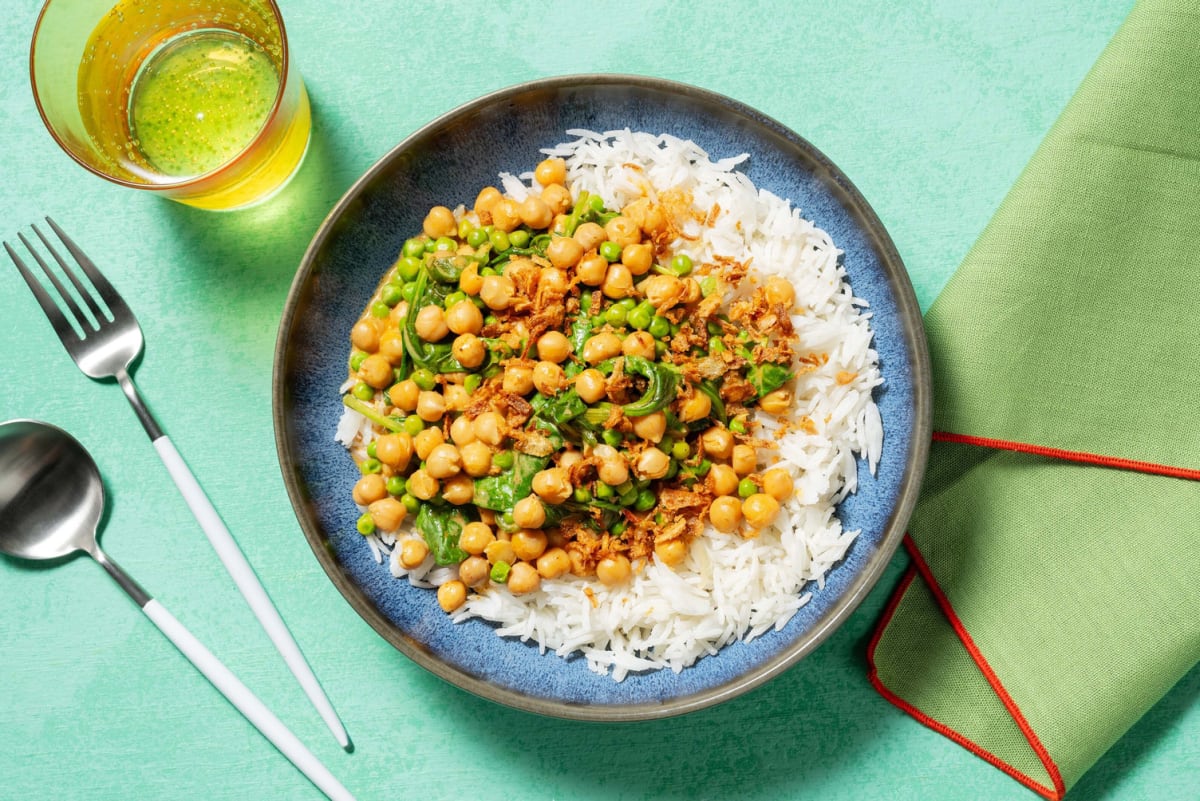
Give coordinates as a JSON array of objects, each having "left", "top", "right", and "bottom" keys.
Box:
[{"left": 140, "top": 599, "right": 357, "bottom": 801}]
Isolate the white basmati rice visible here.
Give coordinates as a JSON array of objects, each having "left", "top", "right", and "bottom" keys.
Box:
[{"left": 341, "top": 129, "right": 883, "bottom": 681}]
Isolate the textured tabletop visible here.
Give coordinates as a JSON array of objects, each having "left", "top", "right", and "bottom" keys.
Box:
[{"left": 1, "top": 2, "right": 1195, "bottom": 800}]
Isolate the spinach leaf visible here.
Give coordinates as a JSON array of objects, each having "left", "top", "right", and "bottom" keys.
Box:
[
  {"left": 698, "top": 379, "right": 727, "bottom": 424},
  {"left": 622, "top": 356, "right": 679, "bottom": 417},
  {"left": 746, "top": 362, "right": 794, "bottom": 399},
  {"left": 414, "top": 504, "right": 468, "bottom": 566},
  {"left": 403, "top": 268, "right": 466, "bottom": 373},
  {"left": 472, "top": 452, "right": 550, "bottom": 511},
  {"left": 569, "top": 315, "right": 592, "bottom": 358},
  {"left": 530, "top": 389, "right": 588, "bottom": 425}
]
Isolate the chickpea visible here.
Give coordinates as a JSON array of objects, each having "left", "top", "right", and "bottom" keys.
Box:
[
  {"left": 374, "top": 433, "right": 413, "bottom": 470},
  {"left": 502, "top": 362, "right": 535, "bottom": 395},
  {"left": 655, "top": 538, "right": 687, "bottom": 567},
  {"left": 416, "top": 390, "right": 446, "bottom": 422},
  {"left": 701, "top": 425, "right": 734, "bottom": 461},
  {"left": 622, "top": 331, "right": 656, "bottom": 359},
  {"left": 597, "top": 452, "right": 630, "bottom": 486},
  {"left": 407, "top": 469, "right": 439, "bottom": 500},
  {"left": 541, "top": 183, "right": 572, "bottom": 215},
  {"left": 460, "top": 522, "right": 495, "bottom": 555},
  {"left": 576, "top": 252, "right": 609, "bottom": 286},
  {"left": 368, "top": 497, "right": 406, "bottom": 532},
  {"left": 437, "top": 580, "right": 467, "bottom": 612},
  {"left": 459, "top": 262, "right": 483, "bottom": 296},
  {"left": 519, "top": 195, "right": 553, "bottom": 229},
  {"left": 484, "top": 539, "right": 516, "bottom": 566},
  {"left": 399, "top": 538, "right": 428, "bottom": 569},
  {"left": 622, "top": 197, "right": 667, "bottom": 235},
  {"left": 558, "top": 449, "right": 584, "bottom": 470},
  {"left": 423, "top": 206, "right": 456, "bottom": 239},
  {"left": 425, "top": 443, "right": 462, "bottom": 479},
  {"left": 491, "top": 197, "right": 521, "bottom": 232},
  {"left": 678, "top": 390, "right": 712, "bottom": 423},
  {"left": 680, "top": 277, "right": 702, "bottom": 304},
  {"left": 621, "top": 243, "right": 653, "bottom": 276},
  {"left": 388, "top": 379, "right": 419, "bottom": 411},
  {"left": 532, "top": 467, "right": 572, "bottom": 504},
  {"left": 539, "top": 267, "right": 569, "bottom": 295},
  {"left": 479, "top": 274, "right": 516, "bottom": 310},
  {"left": 534, "top": 157, "right": 567, "bottom": 186},
  {"left": 763, "top": 276, "right": 797, "bottom": 309},
  {"left": 732, "top": 444, "right": 758, "bottom": 476},
  {"left": 742, "top": 493, "right": 781, "bottom": 529},
  {"left": 596, "top": 554, "right": 632, "bottom": 586},
  {"left": 759, "top": 388, "right": 792, "bottom": 416},
  {"left": 630, "top": 410, "right": 666, "bottom": 443},
  {"left": 635, "top": 447, "right": 671, "bottom": 480},
  {"left": 445, "top": 300, "right": 483, "bottom": 336},
  {"left": 536, "top": 331, "right": 572, "bottom": 363},
  {"left": 536, "top": 547, "right": 571, "bottom": 579},
  {"left": 472, "top": 411, "right": 505, "bottom": 446},
  {"left": 574, "top": 369, "right": 608, "bottom": 403},
  {"left": 582, "top": 332, "right": 622, "bottom": 364},
  {"left": 451, "top": 333, "right": 486, "bottom": 369},
  {"left": 378, "top": 329, "right": 406, "bottom": 364},
  {"left": 546, "top": 236, "right": 584, "bottom": 269},
  {"left": 460, "top": 440, "right": 493, "bottom": 477},
  {"left": 532, "top": 360, "right": 566, "bottom": 396},
  {"left": 512, "top": 496, "right": 546, "bottom": 529},
  {"left": 602, "top": 264, "right": 634, "bottom": 299},
  {"left": 413, "top": 426, "right": 444, "bottom": 461},
  {"left": 708, "top": 464, "right": 739, "bottom": 496},
  {"left": 708, "top": 496, "right": 743, "bottom": 532},
  {"left": 351, "top": 319, "right": 381, "bottom": 352},
  {"left": 604, "top": 215, "right": 641, "bottom": 247},
  {"left": 441, "top": 474, "right": 475, "bottom": 505},
  {"left": 511, "top": 528, "right": 548, "bottom": 561},
  {"left": 359, "top": 354, "right": 393, "bottom": 388},
  {"left": 448, "top": 415, "right": 475, "bottom": 446},
  {"left": 415, "top": 305, "right": 449, "bottom": 342},
  {"left": 474, "top": 186, "right": 502, "bottom": 219},
  {"left": 642, "top": 274, "right": 684, "bottom": 309},
  {"left": 506, "top": 561, "right": 541, "bottom": 595},
  {"left": 572, "top": 221, "right": 607, "bottom": 252},
  {"left": 761, "top": 467, "right": 794, "bottom": 501},
  {"left": 458, "top": 555, "right": 490, "bottom": 588},
  {"left": 352, "top": 473, "right": 387, "bottom": 505}
]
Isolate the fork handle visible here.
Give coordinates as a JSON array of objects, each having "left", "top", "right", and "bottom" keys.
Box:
[{"left": 153, "top": 435, "right": 351, "bottom": 750}]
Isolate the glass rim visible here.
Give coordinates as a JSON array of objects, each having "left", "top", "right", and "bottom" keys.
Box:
[{"left": 29, "top": 0, "right": 293, "bottom": 193}]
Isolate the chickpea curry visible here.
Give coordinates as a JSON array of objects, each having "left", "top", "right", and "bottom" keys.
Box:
[{"left": 343, "top": 156, "right": 802, "bottom": 614}]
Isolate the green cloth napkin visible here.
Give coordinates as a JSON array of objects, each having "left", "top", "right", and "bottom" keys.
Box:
[{"left": 868, "top": 0, "right": 1200, "bottom": 797}]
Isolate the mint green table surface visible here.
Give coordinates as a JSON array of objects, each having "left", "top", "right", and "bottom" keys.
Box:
[{"left": 1, "top": 2, "right": 1195, "bottom": 800}]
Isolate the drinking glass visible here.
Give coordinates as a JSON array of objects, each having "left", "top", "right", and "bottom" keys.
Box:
[{"left": 31, "top": 0, "right": 310, "bottom": 211}]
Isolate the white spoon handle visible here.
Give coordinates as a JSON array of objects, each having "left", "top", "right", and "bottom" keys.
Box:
[{"left": 141, "top": 600, "right": 357, "bottom": 801}]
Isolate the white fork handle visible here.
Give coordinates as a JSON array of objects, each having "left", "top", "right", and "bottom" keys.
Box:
[
  {"left": 152, "top": 435, "right": 350, "bottom": 749},
  {"left": 142, "top": 600, "right": 356, "bottom": 801}
]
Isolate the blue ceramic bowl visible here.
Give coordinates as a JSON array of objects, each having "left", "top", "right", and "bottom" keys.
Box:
[{"left": 273, "top": 75, "right": 930, "bottom": 720}]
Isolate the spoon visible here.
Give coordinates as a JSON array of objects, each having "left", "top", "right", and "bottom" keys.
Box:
[{"left": 0, "top": 420, "right": 355, "bottom": 801}]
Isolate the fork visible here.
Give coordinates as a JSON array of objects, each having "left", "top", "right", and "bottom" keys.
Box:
[{"left": 4, "top": 218, "right": 350, "bottom": 751}]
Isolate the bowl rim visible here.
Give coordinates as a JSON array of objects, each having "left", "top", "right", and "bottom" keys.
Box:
[{"left": 272, "top": 73, "right": 932, "bottom": 721}]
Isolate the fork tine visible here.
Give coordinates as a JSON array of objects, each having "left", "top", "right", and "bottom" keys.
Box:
[
  {"left": 32, "top": 222, "right": 108, "bottom": 325},
  {"left": 44, "top": 217, "right": 132, "bottom": 319},
  {"left": 4, "top": 241, "right": 82, "bottom": 346},
  {"left": 16, "top": 232, "right": 95, "bottom": 335}
]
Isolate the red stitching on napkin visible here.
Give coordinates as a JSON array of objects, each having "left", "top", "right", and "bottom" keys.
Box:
[
  {"left": 932, "top": 431, "right": 1200, "bottom": 481},
  {"left": 867, "top": 536, "right": 1067, "bottom": 801}
]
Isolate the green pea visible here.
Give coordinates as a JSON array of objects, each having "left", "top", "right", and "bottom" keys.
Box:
[
  {"left": 628, "top": 305, "right": 653, "bottom": 331},
  {"left": 466, "top": 227, "right": 488, "bottom": 248},
  {"left": 611, "top": 520, "right": 628, "bottom": 536},
  {"left": 599, "top": 240, "right": 622, "bottom": 262},
  {"left": 601, "top": 429, "right": 624, "bottom": 447},
  {"left": 699, "top": 276, "right": 718, "bottom": 297},
  {"left": 402, "top": 238, "right": 425, "bottom": 258},
  {"left": 729, "top": 417, "right": 747, "bottom": 434},
  {"left": 403, "top": 416, "right": 424, "bottom": 436},
  {"left": 489, "top": 230, "right": 511, "bottom": 252},
  {"left": 588, "top": 194, "right": 605, "bottom": 213},
  {"left": 594, "top": 482, "right": 615, "bottom": 500},
  {"left": 371, "top": 301, "right": 390, "bottom": 319},
  {"left": 366, "top": 440, "right": 377, "bottom": 459},
  {"left": 471, "top": 295, "right": 487, "bottom": 310},
  {"left": 490, "top": 561, "right": 511, "bottom": 583},
  {"left": 352, "top": 382, "right": 374, "bottom": 401},
  {"left": 617, "top": 297, "right": 638, "bottom": 311},
  {"left": 434, "top": 236, "right": 457, "bottom": 252},
  {"left": 444, "top": 291, "right": 467, "bottom": 309},
  {"left": 498, "top": 511, "right": 517, "bottom": 532},
  {"left": 484, "top": 313, "right": 499, "bottom": 326},
  {"left": 480, "top": 266, "right": 498, "bottom": 277},
  {"left": 672, "top": 440, "right": 690, "bottom": 460},
  {"left": 707, "top": 321, "right": 724, "bottom": 336},
  {"left": 508, "top": 229, "right": 530, "bottom": 248},
  {"left": 401, "top": 493, "right": 420, "bottom": 514},
  {"left": 492, "top": 450, "right": 514, "bottom": 470},
  {"left": 356, "top": 513, "right": 376, "bottom": 535},
  {"left": 380, "top": 283, "right": 404, "bottom": 307},
  {"left": 694, "top": 459, "right": 712, "bottom": 477},
  {"left": 401, "top": 282, "right": 419, "bottom": 303},
  {"left": 634, "top": 489, "right": 657, "bottom": 512},
  {"left": 464, "top": 374, "right": 482, "bottom": 394},
  {"left": 398, "top": 255, "right": 422, "bottom": 281},
  {"left": 349, "top": 351, "right": 368, "bottom": 371},
  {"left": 655, "top": 340, "right": 668, "bottom": 358},
  {"left": 709, "top": 336, "right": 726, "bottom": 353},
  {"left": 659, "top": 436, "right": 675, "bottom": 454},
  {"left": 573, "top": 487, "right": 592, "bottom": 504},
  {"left": 424, "top": 239, "right": 437, "bottom": 253},
  {"left": 648, "top": 315, "right": 671, "bottom": 339},
  {"left": 670, "top": 253, "right": 694, "bottom": 276},
  {"left": 605, "top": 304, "right": 628, "bottom": 327},
  {"left": 738, "top": 478, "right": 758, "bottom": 498},
  {"left": 386, "top": 475, "right": 405, "bottom": 496},
  {"left": 458, "top": 218, "right": 473, "bottom": 239},
  {"left": 411, "top": 368, "right": 436, "bottom": 391},
  {"left": 360, "top": 458, "right": 382, "bottom": 475}
]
